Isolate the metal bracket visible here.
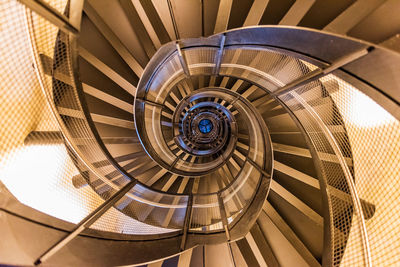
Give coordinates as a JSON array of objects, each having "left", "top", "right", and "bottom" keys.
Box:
[
  {"left": 136, "top": 98, "right": 164, "bottom": 108},
  {"left": 176, "top": 42, "right": 190, "bottom": 77},
  {"left": 214, "top": 34, "right": 226, "bottom": 75}
]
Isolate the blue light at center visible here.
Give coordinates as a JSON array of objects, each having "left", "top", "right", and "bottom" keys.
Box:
[{"left": 198, "top": 119, "right": 213, "bottom": 134}]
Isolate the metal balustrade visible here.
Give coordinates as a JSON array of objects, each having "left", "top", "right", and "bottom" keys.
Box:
[{"left": 1, "top": 0, "right": 399, "bottom": 266}]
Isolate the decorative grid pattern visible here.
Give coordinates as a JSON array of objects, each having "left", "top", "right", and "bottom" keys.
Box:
[
  {"left": 323, "top": 74, "right": 400, "bottom": 267},
  {"left": 279, "top": 79, "right": 367, "bottom": 266},
  {"left": 277, "top": 70, "right": 400, "bottom": 266},
  {"left": 2, "top": 2, "right": 400, "bottom": 265},
  {"left": 1, "top": 0, "right": 188, "bottom": 235},
  {"left": 190, "top": 194, "right": 223, "bottom": 231},
  {"left": 0, "top": 0, "right": 103, "bottom": 223}
]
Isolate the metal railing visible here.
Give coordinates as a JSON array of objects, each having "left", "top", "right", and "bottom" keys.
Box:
[
  {"left": 147, "top": 30, "right": 400, "bottom": 266},
  {"left": 5, "top": 0, "right": 400, "bottom": 266},
  {"left": 12, "top": 1, "right": 272, "bottom": 264}
]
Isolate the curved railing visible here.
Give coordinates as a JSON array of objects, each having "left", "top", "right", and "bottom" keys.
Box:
[
  {"left": 20, "top": 0, "right": 272, "bottom": 257},
  {"left": 159, "top": 28, "right": 400, "bottom": 267},
  {"left": 2, "top": 1, "right": 400, "bottom": 266}
]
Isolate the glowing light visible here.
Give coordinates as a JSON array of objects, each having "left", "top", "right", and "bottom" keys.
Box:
[
  {"left": 0, "top": 144, "right": 182, "bottom": 234},
  {"left": 198, "top": 119, "right": 213, "bottom": 134},
  {"left": 322, "top": 76, "right": 397, "bottom": 128},
  {"left": 345, "top": 90, "right": 396, "bottom": 128},
  {"left": 0, "top": 144, "right": 101, "bottom": 223}
]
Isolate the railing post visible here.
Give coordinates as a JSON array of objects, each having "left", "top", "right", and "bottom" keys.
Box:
[
  {"left": 214, "top": 34, "right": 226, "bottom": 75},
  {"left": 247, "top": 158, "right": 271, "bottom": 178},
  {"left": 180, "top": 194, "right": 193, "bottom": 251},
  {"left": 218, "top": 193, "right": 231, "bottom": 241},
  {"left": 176, "top": 42, "right": 190, "bottom": 77}
]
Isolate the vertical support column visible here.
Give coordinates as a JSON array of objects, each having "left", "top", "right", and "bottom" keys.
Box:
[
  {"left": 180, "top": 194, "right": 193, "bottom": 251},
  {"left": 176, "top": 42, "right": 190, "bottom": 77},
  {"left": 218, "top": 193, "right": 231, "bottom": 241},
  {"left": 214, "top": 34, "right": 226, "bottom": 76}
]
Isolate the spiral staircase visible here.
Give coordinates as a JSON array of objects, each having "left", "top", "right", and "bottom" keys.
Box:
[{"left": 1, "top": 0, "right": 400, "bottom": 266}]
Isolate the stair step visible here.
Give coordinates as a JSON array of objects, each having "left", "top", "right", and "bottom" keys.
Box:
[
  {"left": 79, "top": 46, "right": 136, "bottom": 96},
  {"left": 79, "top": 57, "right": 134, "bottom": 104},
  {"left": 273, "top": 142, "right": 353, "bottom": 166},
  {"left": 263, "top": 113, "right": 299, "bottom": 132},
  {"left": 274, "top": 150, "right": 318, "bottom": 178},
  {"left": 270, "top": 132, "right": 308, "bottom": 148},
  {"left": 270, "top": 180, "right": 323, "bottom": 226},
  {"left": 83, "top": 1, "right": 143, "bottom": 77},
  {"left": 268, "top": 187, "right": 323, "bottom": 261},
  {"left": 258, "top": 210, "right": 316, "bottom": 267},
  {"left": 86, "top": 95, "right": 132, "bottom": 123},
  {"left": 262, "top": 202, "right": 321, "bottom": 267},
  {"left": 279, "top": 0, "right": 316, "bottom": 26},
  {"left": 83, "top": 83, "right": 132, "bottom": 114},
  {"left": 273, "top": 164, "right": 323, "bottom": 215}
]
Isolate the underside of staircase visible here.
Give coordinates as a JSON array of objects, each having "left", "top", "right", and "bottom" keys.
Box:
[{"left": 0, "top": 0, "right": 399, "bottom": 266}]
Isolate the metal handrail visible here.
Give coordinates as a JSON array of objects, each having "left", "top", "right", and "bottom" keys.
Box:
[
  {"left": 22, "top": 1, "right": 271, "bottom": 242},
  {"left": 147, "top": 39, "right": 378, "bottom": 265},
  {"left": 289, "top": 91, "right": 372, "bottom": 267},
  {"left": 20, "top": 2, "right": 391, "bottom": 264},
  {"left": 24, "top": 7, "right": 188, "bottom": 210}
]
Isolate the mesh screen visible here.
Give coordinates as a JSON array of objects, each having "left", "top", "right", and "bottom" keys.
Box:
[
  {"left": 278, "top": 71, "right": 400, "bottom": 266},
  {"left": 190, "top": 194, "right": 223, "bottom": 231},
  {"left": 0, "top": 0, "right": 103, "bottom": 223},
  {"left": 279, "top": 82, "right": 365, "bottom": 266},
  {"left": 322, "top": 74, "right": 400, "bottom": 266},
  {"left": 1, "top": 0, "right": 188, "bottom": 235},
  {"left": 90, "top": 206, "right": 178, "bottom": 235},
  {"left": 42, "top": 0, "right": 68, "bottom": 14}
]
